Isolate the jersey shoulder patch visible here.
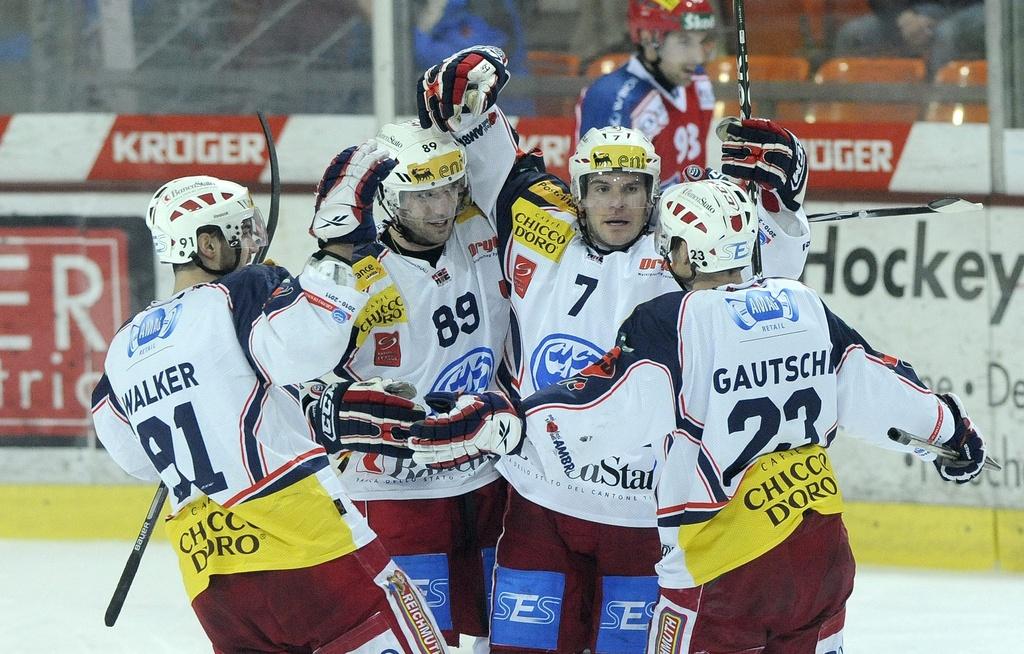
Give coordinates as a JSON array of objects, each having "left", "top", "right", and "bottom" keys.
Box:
[
  {"left": 510, "top": 194, "right": 576, "bottom": 263},
  {"left": 352, "top": 254, "right": 388, "bottom": 292}
]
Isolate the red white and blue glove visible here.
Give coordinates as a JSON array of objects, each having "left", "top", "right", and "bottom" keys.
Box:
[
  {"left": 417, "top": 46, "right": 510, "bottom": 133},
  {"left": 310, "top": 140, "right": 397, "bottom": 244},
  {"left": 303, "top": 378, "right": 422, "bottom": 457},
  {"left": 407, "top": 391, "right": 522, "bottom": 469},
  {"left": 718, "top": 117, "right": 808, "bottom": 212},
  {"left": 934, "top": 393, "right": 987, "bottom": 484}
]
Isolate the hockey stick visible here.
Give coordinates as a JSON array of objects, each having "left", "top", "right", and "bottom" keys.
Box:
[
  {"left": 887, "top": 427, "right": 1002, "bottom": 471},
  {"left": 105, "top": 111, "right": 281, "bottom": 628},
  {"left": 807, "top": 198, "right": 983, "bottom": 223},
  {"left": 256, "top": 110, "right": 281, "bottom": 264},
  {"left": 732, "top": 0, "right": 762, "bottom": 276},
  {"left": 104, "top": 483, "right": 167, "bottom": 627}
]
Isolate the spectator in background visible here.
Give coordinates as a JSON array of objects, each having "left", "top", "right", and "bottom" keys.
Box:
[
  {"left": 576, "top": 0, "right": 718, "bottom": 186},
  {"left": 414, "top": 0, "right": 526, "bottom": 75},
  {"left": 834, "top": 1, "right": 984, "bottom": 74}
]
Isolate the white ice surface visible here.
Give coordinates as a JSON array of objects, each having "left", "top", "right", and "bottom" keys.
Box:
[{"left": 1, "top": 540, "right": 1022, "bottom": 653}]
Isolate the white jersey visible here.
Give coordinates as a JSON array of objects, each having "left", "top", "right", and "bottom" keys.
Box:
[
  {"left": 91, "top": 263, "right": 377, "bottom": 597},
  {"left": 519, "top": 278, "right": 956, "bottom": 588},
  {"left": 331, "top": 207, "right": 509, "bottom": 501},
  {"left": 452, "top": 107, "right": 812, "bottom": 527}
]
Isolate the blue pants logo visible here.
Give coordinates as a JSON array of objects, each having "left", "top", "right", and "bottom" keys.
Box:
[
  {"left": 490, "top": 566, "right": 564, "bottom": 649},
  {"left": 596, "top": 576, "right": 659, "bottom": 654},
  {"left": 392, "top": 553, "right": 452, "bottom": 631}
]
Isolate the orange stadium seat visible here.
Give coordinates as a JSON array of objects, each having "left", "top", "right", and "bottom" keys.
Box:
[
  {"left": 926, "top": 60, "right": 988, "bottom": 125},
  {"left": 527, "top": 50, "right": 581, "bottom": 77},
  {"left": 806, "top": 57, "right": 926, "bottom": 123},
  {"left": 708, "top": 55, "right": 810, "bottom": 122},
  {"left": 527, "top": 50, "right": 582, "bottom": 116},
  {"left": 585, "top": 52, "right": 631, "bottom": 78}
]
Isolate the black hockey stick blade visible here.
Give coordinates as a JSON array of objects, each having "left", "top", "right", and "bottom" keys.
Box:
[
  {"left": 105, "top": 483, "right": 168, "bottom": 627},
  {"left": 255, "top": 110, "right": 280, "bottom": 265},
  {"left": 887, "top": 427, "right": 1001, "bottom": 471},
  {"left": 807, "top": 198, "right": 983, "bottom": 224}
]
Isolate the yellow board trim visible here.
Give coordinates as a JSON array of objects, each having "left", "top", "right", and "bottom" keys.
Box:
[{"left": 2, "top": 485, "right": 1021, "bottom": 573}]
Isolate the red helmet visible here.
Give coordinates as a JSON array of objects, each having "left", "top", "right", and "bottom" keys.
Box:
[{"left": 628, "top": 0, "right": 717, "bottom": 44}]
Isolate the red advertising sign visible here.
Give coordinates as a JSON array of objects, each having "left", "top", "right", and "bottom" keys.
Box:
[
  {"left": 514, "top": 117, "right": 576, "bottom": 183},
  {"left": 779, "top": 121, "right": 912, "bottom": 191},
  {"left": 0, "top": 226, "right": 130, "bottom": 438},
  {"left": 87, "top": 114, "right": 287, "bottom": 182},
  {"left": 514, "top": 116, "right": 912, "bottom": 193}
]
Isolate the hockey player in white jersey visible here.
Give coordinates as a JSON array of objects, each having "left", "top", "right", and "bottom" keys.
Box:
[
  {"left": 412, "top": 46, "right": 812, "bottom": 653},
  {"left": 404, "top": 178, "right": 990, "bottom": 654},
  {"left": 306, "top": 122, "right": 509, "bottom": 652},
  {"left": 91, "top": 176, "right": 448, "bottom": 654}
]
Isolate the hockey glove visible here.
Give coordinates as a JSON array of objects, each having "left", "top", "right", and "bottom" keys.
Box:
[
  {"left": 310, "top": 141, "right": 397, "bottom": 244},
  {"left": 304, "top": 378, "right": 423, "bottom": 457},
  {"left": 934, "top": 393, "right": 987, "bottom": 484},
  {"left": 718, "top": 117, "right": 808, "bottom": 213},
  {"left": 417, "top": 46, "right": 510, "bottom": 133},
  {"left": 408, "top": 391, "right": 522, "bottom": 469}
]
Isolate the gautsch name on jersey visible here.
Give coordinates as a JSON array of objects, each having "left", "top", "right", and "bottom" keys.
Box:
[
  {"left": 121, "top": 362, "right": 197, "bottom": 417},
  {"left": 713, "top": 350, "right": 832, "bottom": 395}
]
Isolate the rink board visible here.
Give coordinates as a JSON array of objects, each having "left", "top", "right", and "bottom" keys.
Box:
[{"left": 2, "top": 483, "right": 1023, "bottom": 573}]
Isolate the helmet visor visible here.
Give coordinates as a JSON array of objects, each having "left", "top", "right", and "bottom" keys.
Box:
[
  {"left": 579, "top": 172, "right": 652, "bottom": 210},
  {"left": 394, "top": 178, "right": 467, "bottom": 225},
  {"left": 225, "top": 206, "right": 268, "bottom": 264}
]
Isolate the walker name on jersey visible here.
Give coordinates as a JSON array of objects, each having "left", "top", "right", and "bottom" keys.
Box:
[
  {"left": 120, "top": 362, "right": 197, "bottom": 417},
  {"left": 712, "top": 350, "right": 831, "bottom": 395},
  {"left": 127, "top": 303, "right": 182, "bottom": 357},
  {"left": 354, "top": 285, "right": 407, "bottom": 347},
  {"left": 725, "top": 288, "right": 799, "bottom": 332},
  {"left": 530, "top": 333, "right": 603, "bottom": 389},
  {"left": 429, "top": 347, "right": 495, "bottom": 394},
  {"left": 512, "top": 201, "right": 574, "bottom": 261}
]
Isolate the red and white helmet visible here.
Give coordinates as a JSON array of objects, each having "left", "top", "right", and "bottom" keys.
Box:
[
  {"left": 146, "top": 176, "right": 267, "bottom": 264},
  {"left": 655, "top": 179, "right": 757, "bottom": 273},
  {"left": 628, "top": 0, "right": 717, "bottom": 44}
]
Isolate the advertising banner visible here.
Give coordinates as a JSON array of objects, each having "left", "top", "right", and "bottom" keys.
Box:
[
  {"left": 803, "top": 209, "right": 1023, "bottom": 507},
  {"left": 0, "top": 216, "right": 154, "bottom": 443}
]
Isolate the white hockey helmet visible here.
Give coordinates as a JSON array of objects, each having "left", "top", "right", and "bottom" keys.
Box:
[
  {"left": 655, "top": 179, "right": 757, "bottom": 273},
  {"left": 374, "top": 120, "right": 469, "bottom": 223},
  {"left": 146, "top": 176, "right": 267, "bottom": 265},
  {"left": 569, "top": 126, "right": 661, "bottom": 205}
]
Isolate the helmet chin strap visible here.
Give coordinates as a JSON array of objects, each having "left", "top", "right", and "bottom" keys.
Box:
[
  {"left": 194, "top": 247, "right": 241, "bottom": 277},
  {"left": 667, "top": 256, "right": 698, "bottom": 290}
]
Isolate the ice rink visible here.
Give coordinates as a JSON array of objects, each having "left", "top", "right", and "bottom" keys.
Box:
[{"left": 1, "top": 540, "right": 1021, "bottom": 653}]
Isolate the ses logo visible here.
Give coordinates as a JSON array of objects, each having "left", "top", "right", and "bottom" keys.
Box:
[
  {"left": 600, "top": 600, "right": 656, "bottom": 631},
  {"left": 128, "top": 303, "right": 183, "bottom": 357},
  {"left": 493, "top": 592, "right": 562, "bottom": 625},
  {"left": 530, "top": 334, "right": 603, "bottom": 389},
  {"left": 726, "top": 288, "right": 799, "bottom": 331},
  {"left": 429, "top": 347, "right": 494, "bottom": 394}
]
